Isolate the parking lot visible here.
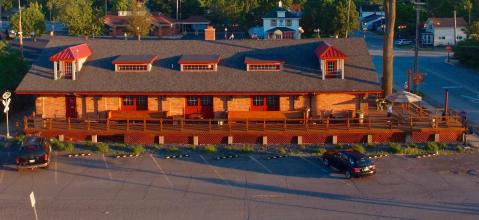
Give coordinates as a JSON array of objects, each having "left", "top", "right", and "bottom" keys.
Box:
[{"left": 1, "top": 148, "right": 479, "bottom": 220}]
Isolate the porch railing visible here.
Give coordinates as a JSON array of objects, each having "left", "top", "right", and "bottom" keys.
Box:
[{"left": 23, "top": 114, "right": 465, "bottom": 134}]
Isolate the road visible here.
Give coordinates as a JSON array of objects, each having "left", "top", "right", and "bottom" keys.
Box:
[
  {"left": 1, "top": 149, "right": 479, "bottom": 220},
  {"left": 360, "top": 32, "right": 479, "bottom": 125}
]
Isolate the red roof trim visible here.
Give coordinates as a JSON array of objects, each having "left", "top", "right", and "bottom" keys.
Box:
[
  {"left": 314, "top": 42, "right": 347, "bottom": 60},
  {"left": 244, "top": 57, "right": 284, "bottom": 65},
  {"left": 178, "top": 55, "right": 221, "bottom": 64},
  {"left": 49, "top": 43, "right": 92, "bottom": 62},
  {"left": 112, "top": 55, "right": 159, "bottom": 64}
]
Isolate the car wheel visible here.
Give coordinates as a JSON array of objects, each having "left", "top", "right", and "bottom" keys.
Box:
[
  {"left": 323, "top": 158, "right": 330, "bottom": 167},
  {"left": 345, "top": 170, "right": 352, "bottom": 179}
]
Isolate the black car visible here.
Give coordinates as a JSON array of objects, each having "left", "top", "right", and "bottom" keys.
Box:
[
  {"left": 16, "top": 136, "right": 52, "bottom": 171},
  {"left": 322, "top": 150, "right": 376, "bottom": 179}
]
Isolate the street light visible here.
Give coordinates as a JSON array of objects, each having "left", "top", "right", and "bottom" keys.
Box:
[
  {"left": 2, "top": 91, "right": 12, "bottom": 139},
  {"left": 136, "top": 26, "right": 140, "bottom": 41},
  {"left": 313, "top": 28, "right": 320, "bottom": 38},
  {"left": 224, "top": 27, "right": 228, "bottom": 39}
]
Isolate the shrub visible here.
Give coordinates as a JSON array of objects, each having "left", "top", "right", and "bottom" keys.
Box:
[
  {"left": 240, "top": 144, "right": 254, "bottom": 153},
  {"left": 456, "top": 145, "right": 465, "bottom": 153},
  {"left": 425, "top": 142, "right": 439, "bottom": 153},
  {"left": 389, "top": 143, "right": 403, "bottom": 154},
  {"left": 278, "top": 147, "right": 287, "bottom": 155},
  {"left": 437, "top": 142, "right": 448, "bottom": 149},
  {"left": 83, "top": 140, "right": 94, "bottom": 148},
  {"left": 352, "top": 144, "right": 365, "bottom": 153},
  {"left": 0, "top": 142, "right": 5, "bottom": 149},
  {"left": 96, "top": 143, "right": 110, "bottom": 154},
  {"left": 51, "top": 139, "right": 65, "bottom": 151},
  {"left": 366, "top": 143, "right": 376, "bottom": 148},
  {"left": 132, "top": 144, "right": 145, "bottom": 155},
  {"left": 403, "top": 147, "right": 421, "bottom": 155},
  {"left": 151, "top": 144, "right": 162, "bottom": 150},
  {"left": 15, "top": 134, "right": 25, "bottom": 143},
  {"left": 313, "top": 147, "right": 326, "bottom": 155},
  {"left": 298, "top": 145, "right": 306, "bottom": 151},
  {"left": 204, "top": 144, "right": 217, "bottom": 154},
  {"left": 64, "top": 142, "right": 75, "bottom": 153},
  {"left": 168, "top": 146, "right": 178, "bottom": 152},
  {"left": 407, "top": 143, "right": 418, "bottom": 148}
]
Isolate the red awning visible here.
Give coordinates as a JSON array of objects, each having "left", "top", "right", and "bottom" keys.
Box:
[
  {"left": 49, "top": 43, "right": 92, "bottom": 62},
  {"left": 314, "top": 42, "right": 347, "bottom": 60}
]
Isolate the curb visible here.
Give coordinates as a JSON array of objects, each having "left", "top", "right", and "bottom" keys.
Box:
[
  {"left": 368, "top": 154, "right": 389, "bottom": 159},
  {"left": 415, "top": 153, "right": 439, "bottom": 159},
  {"left": 67, "top": 153, "right": 92, "bottom": 157},
  {"left": 267, "top": 155, "right": 288, "bottom": 160},
  {"left": 165, "top": 154, "right": 190, "bottom": 159},
  {"left": 216, "top": 154, "right": 240, "bottom": 160},
  {"left": 114, "top": 154, "right": 140, "bottom": 158}
]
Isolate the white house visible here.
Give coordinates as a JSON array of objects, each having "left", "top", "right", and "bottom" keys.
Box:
[
  {"left": 262, "top": 4, "right": 302, "bottom": 39},
  {"left": 422, "top": 17, "right": 467, "bottom": 46}
]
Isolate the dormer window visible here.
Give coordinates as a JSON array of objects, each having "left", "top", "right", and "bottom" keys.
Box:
[
  {"left": 178, "top": 54, "right": 220, "bottom": 72},
  {"left": 277, "top": 11, "right": 286, "bottom": 18},
  {"left": 314, "top": 42, "right": 347, "bottom": 80},
  {"left": 112, "top": 55, "right": 158, "bottom": 72},
  {"left": 49, "top": 43, "right": 92, "bottom": 80},
  {"left": 244, "top": 57, "right": 284, "bottom": 72}
]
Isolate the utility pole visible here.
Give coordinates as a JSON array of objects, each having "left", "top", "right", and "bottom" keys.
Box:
[
  {"left": 454, "top": 10, "right": 457, "bottom": 45},
  {"left": 17, "top": 0, "right": 23, "bottom": 58},
  {"left": 412, "top": 0, "right": 425, "bottom": 92},
  {"left": 176, "top": 0, "right": 179, "bottom": 21},
  {"left": 345, "top": 0, "right": 351, "bottom": 38},
  {"left": 105, "top": 0, "right": 107, "bottom": 16}
]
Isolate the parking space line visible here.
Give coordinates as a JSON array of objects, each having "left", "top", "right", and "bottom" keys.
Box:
[
  {"left": 199, "top": 155, "right": 232, "bottom": 188},
  {"left": 249, "top": 156, "right": 272, "bottom": 174},
  {"left": 102, "top": 154, "right": 113, "bottom": 180},
  {"left": 299, "top": 156, "right": 328, "bottom": 173},
  {"left": 149, "top": 154, "right": 173, "bottom": 188}
]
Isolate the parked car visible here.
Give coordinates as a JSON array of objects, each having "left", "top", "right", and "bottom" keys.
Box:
[
  {"left": 322, "top": 150, "right": 376, "bottom": 179},
  {"left": 16, "top": 136, "right": 52, "bottom": 171},
  {"left": 394, "top": 39, "right": 413, "bottom": 46}
]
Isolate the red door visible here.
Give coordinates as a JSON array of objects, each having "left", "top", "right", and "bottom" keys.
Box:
[
  {"left": 121, "top": 96, "right": 148, "bottom": 111},
  {"left": 65, "top": 96, "right": 77, "bottom": 118},
  {"left": 185, "top": 96, "right": 213, "bottom": 118}
]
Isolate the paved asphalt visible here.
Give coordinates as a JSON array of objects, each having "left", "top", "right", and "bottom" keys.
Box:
[
  {"left": 1, "top": 148, "right": 479, "bottom": 220},
  {"left": 359, "top": 32, "right": 479, "bottom": 125}
]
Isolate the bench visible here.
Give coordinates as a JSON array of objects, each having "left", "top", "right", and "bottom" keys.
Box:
[
  {"left": 228, "top": 111, "right": 304, "bottom": 122},
  {"left": 107, "top": 110, "right": 167, "bottom": 120}
]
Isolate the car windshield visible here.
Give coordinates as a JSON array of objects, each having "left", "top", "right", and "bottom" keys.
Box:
[{"left": 353, "top": 156, "right": 373, "bottom": 167}]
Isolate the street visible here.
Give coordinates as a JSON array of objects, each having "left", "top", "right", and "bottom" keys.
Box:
[{"left": 361, "top": 32, "right": 479, "bottom": 125}]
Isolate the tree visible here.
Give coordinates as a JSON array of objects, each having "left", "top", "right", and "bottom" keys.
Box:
[
  {"left": 1, "top": 0, "right": 14, "bottom": 23},
  {"left": 127, "top": 0, "right": 152, "bottom": 39},
  {"left": 0, "top": 40, "right": 29, "bottom": 92},
  {"left": 147, "top": 0, "right": 173, "bottom": 16},
  {"left": 468, "top": 21, "right": 479, "bottom": 39},
  {"left": 59, "top": 0, "right": 103, "bottom": 37},
  {"left": 382, "top": 0, "right": 396, "bottom": 96},
  {"left": 10, "top": 2, "right": 46, "bottom": 41},
  {"left": 303, "top": 0, "right": 359, "bottom": 37},
  {"left": 115, "top": 0, "right": 132, "bottom": 12},
  {"left": 463, "top": 0, "right": 473, "bottom": 24}
]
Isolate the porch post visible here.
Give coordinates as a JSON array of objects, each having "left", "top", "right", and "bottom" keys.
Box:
[
  {"left": 53, "top": 61, "right": 58, "bottom": 80},
  {"left": 320, "top": 60, "right": 325, "bottom": 80},
  {"left": 340, "top": 59, "right": 345, "bottom": 79},
  {"left": 72, "top": 61, "right": 76, "bottom": 80}
]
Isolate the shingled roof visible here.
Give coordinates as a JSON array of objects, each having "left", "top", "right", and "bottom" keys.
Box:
[
  {"left": 428, "top": 17, "right": 467, "bottom": 27},
  {"left": 16, "top": 37, "right": 380, "bottom": 95}
]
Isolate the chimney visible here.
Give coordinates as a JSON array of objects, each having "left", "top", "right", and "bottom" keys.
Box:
[{"left": 204, "top": 26, "right": 215, "bottom": 41}]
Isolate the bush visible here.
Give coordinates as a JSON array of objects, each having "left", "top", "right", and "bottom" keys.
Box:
[
  {"left": 151, "top": 144, "right": 162, "bottom": 150},
  {"left": 456, "top": 145, "right": 465, "bottom": 153},
  {"left": 96, "top": 143, "right": 110, "bottom": 154},
  {"left": 131, "top": 144, "right": 145, "bottom": 155},
  {"left": 437, "top": 142, "right": 448, "bottom": 149},
  {"left": 389, "top": 143, "right": 403, "bottom": 154},
  {"left": 240, "top": 145, "right": 254, "bottom": 153},
  {"left": 352, "top": 144, "right": 365, "bottom": 153},
  {"left": 454, "top": 39, "right": 479, "bottom": 69},
  {"left": 298, "top": 145, "right": 306, "bottom": 151},
  {"left": 425, "top": 142, "right": 439, "bottom": 153},
  {"left": 15, "top": 134, "right": 25, "bottom": 143},
  {"left": 403, "top": 147, "right": 421, "bottom": 155},
  {"left": 51, "top": 139, "right": 65, "bottom": 151},
  {"left": 64, "top": 142, "right": 75, "bottom": 153},
  {"left": 83, "top": 140, "right": 94, "bottom": 148},
  {"left": 366, "top": 143, "right": 377, "bottom": 148},
  {"left": 312, "top": 147, "right": 326, "bottom": 155},
  {"left": 168, "top": 146, "right": 178, "bottom": 152},
  {"left": 278, "top": 147, "right": 287, "bottom": 155},
  {"left": 407, "top": 143, "right": 418, "bottom": 148},
  {"left": 0, "top": 142, "right": 5, "bottom": 149},
  {"left": 204, "top": 144, "right": 217, "bottom": 154}
]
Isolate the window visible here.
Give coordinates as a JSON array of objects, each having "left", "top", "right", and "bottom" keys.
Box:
[
  {"left": 457, "top": 36, "right": 463, "bottom": 40},
  {"left": 187, "top": 96, "right": 198, "bottom": 106},
  {"left": 266, "top": 96, "right": 279, "bottom": 107},
  {"left": 327, "top": 61, "right": 336, "bottom": 73},
  {"left": 117, "top": 65, "right": 148, "bottom": 72},
  {"left": 248, "top": 64, "right": 281, "bottom": 71},
  {"left": 123, "top": 96, "right": 134, "bottom": 106},
  {"left": 439, "top": 36, "right": 446, "bottom": 40},
  {"left": 136, "top": 96, "right": 147, "bottom": 110},
  {"left": 64, "top": 62, "right": 72, "bottom": 79},
  {"left": 271, "top": 19, "right": 277, "bottom": 26},
  {"left": 200, "top": 96, "right": 212, "bottom": 106},
  {"left": 182, "top": 64, "right": 215, "bottom": 71},
  {"left": 253, "top": 96, "right": 264, "bottom": 106},
  {"left": 279, "top": 19, "right": 284, "bottom": 26},
  {"left": 286, "top": 19, "right": 292, "bottom": 27}
]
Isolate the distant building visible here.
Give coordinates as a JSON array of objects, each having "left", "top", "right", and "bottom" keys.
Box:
[
  {"left": 262, "top": 4, "right": 302, "bottom": 39},
  {"left": 421, "top": 17, "right": 467, "bottom": 46},
  {"left": 359, "top": 4, "right": 385, "bottom": 31},
  {"left": 104, "top": 11, "right": 177, "bottom": 37}
]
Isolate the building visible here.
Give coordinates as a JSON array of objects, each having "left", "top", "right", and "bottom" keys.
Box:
[
  {"left": 359, "top": 4, "right": 385, "bottom": 31},
  {"left": 262, "top": 6, "right": 302, "bottom": 39},
  {"left": 104, "top": 12, "right": 177, "bottom": 37},
  {"left": 421, "top": 17, "right": 467, "bottom": 46},
  {"left": 16, "top": 33, "right": 465, "bottom": 144}
]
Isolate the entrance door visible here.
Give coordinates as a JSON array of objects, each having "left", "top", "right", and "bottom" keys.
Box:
[
  {"left": 121, "top": 96, "right": 148, "bottom": 111},
  {"left": 185, "top": 96, "right": 213, "bottom": 118},
  {"left": 251, "top": 96, "right": 279, "bottom": 111},
  {"left": 64, "top": 62, "right": 72, "bottom": 79},
  {"left": 65, "top": 96, "right": 77, "bottom": 118}
]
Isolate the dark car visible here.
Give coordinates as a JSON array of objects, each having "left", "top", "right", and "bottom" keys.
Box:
[
  {"left": 322, "top": 150, "right": 376, "bottom": 179},
  {"left": 16, "top": 136, "right": 52, "bottom": 171}
]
